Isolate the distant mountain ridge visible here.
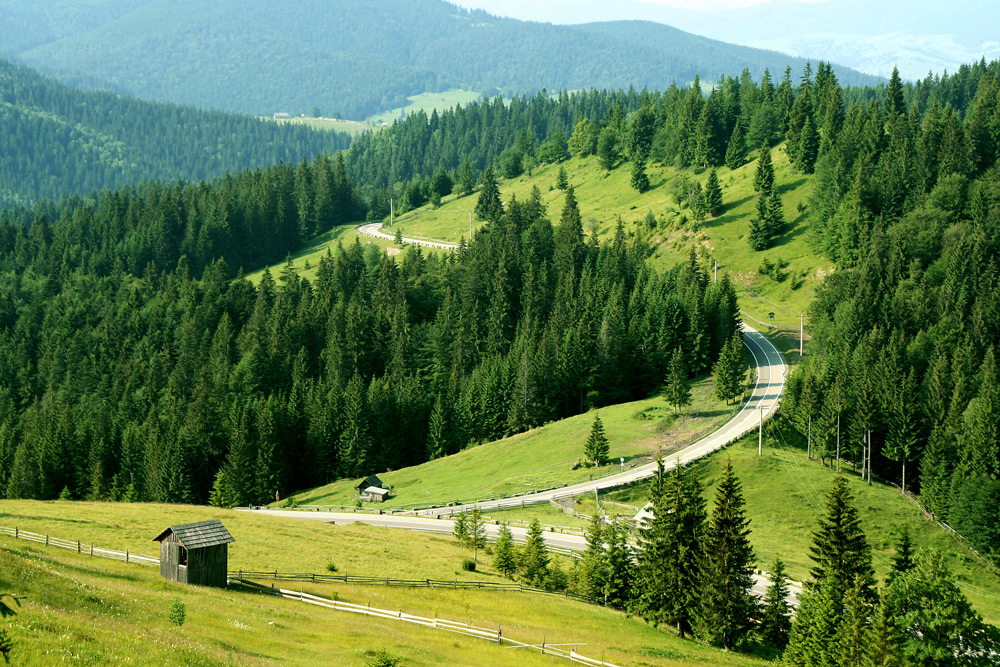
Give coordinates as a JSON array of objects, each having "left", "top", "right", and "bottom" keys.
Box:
[
  {"left": 0, "top": 0, "right": 879, "bottom": 119},
  {"left": 0, "top": 58, "right": 351, "bottom": 210}
]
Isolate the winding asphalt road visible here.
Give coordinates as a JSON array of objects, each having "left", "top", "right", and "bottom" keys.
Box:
[{"left": 356, "top": 221, "right": 461, "bottom": 249}]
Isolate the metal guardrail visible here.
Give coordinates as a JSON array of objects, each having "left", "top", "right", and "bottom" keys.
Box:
[{"left": 0, "top": 525, "right": 159, "bottom": 566}]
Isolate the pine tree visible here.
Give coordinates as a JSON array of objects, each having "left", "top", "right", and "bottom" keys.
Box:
[
  {"left": 579, "top": 513, "right": 607, "bottom": 601},
  {"left": 597, "top": 126, "right": 619, "bottom": 170},
  {"left": 492, "top": 524, "right": 518, "bottom": 578},
  {"left": 584, "top": 413, "right": 610, "bottom": 465},
  {"left": 602, "top": 519, "right": 633, "bottom": 608},
  {"left": 468, "top": 505, "right": 487, "bottom": 562},
  {"left": 452, "top": 510, "right": 469, "bottom": 546},
  {"left": 759, "top": 557, "right": 793, "bottom": 649},
  {"left": 632, "top": 458, "right": 706, "bottom": 637},
  {"left": 426, "top": 393, "right": 448, "bottom": 460},
  {"left": 725, "top": 121, "right": 747, "bottom": 170},
  {"left": 809, "top": 475, "right": 875, "bottom": 600},
  {"left": 797, "top": 115, "right": 819, "bottom": 174},
  {"left": 765, "top": 183, "right": 785, "bottom": 239},
  {"left": 663, "top": 347, "right": 692, "bottom": 414},
  {"left": 555, "top": 165, "right": 568, "bottom": 190},
  {"left": 713, "top": 332, "right": 745, "bottom": 404},
  {"left": 747, "top": 205, "right": 771, "bottom": 251},
  {"left": 782, "top": 578, "right": 843, "bottom": 667},
  {"left": 696, "top": 459, "right": 757, "bottom": 650},
  {"left": 704, "top": 169, "right": 724, "bottom": 217},
  {"left": 630, "top": 156, "right": 650, "bottom": 193},
  {"left": 834, "top": 576, "right": 875, "bottom": 666},
  {"left": 753, "top": 145, "right": 775, "bottom": 193},
  {"left": 474, "top": 166, "right": 502, "bottom": 222},
  {"left": 520, "top": 518, "right": 550, "bottom": 586}
]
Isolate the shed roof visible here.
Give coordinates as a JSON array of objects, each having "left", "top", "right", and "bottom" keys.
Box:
[
  {"left": 153, "top": 519, "right": 235, "bottom": 549},
  {"left": 363, "top": 486, "right": 390, "bottom": 496},
  {"left": 357, "top": 474, "right": 384, "bottom": 489}
]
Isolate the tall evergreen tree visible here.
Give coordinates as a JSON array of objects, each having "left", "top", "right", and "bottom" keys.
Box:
[
  {"left": 521, "top": 518, "right": 550, "bottom": 586},
  {"left": 663, "top": 347, "right": 693, "bottom": 414},
  {"left": 725, "top": 121, "right": 748, "bottom": 170},
  {"left": 713, "top": 332, "right": 745, "bottom": 404},
  {"left": 696, "top": 459, "right": 757, "bottom": 649},
  {"left": 492, "top": 524, "right": 518, "bottom": 578},
  {"left": 630, "top": 156, "right": 650, "bottom": 193},
  {"left": 759, "top": 557, "right": 793, "bottom": 649},
  {"left": 704, "top": 169, "right": 724, "bottom": 217},
  {"left": 474, "top": 166, "right": 503, "bottom": 222},
  {"left": 584, "top": 413, "right": 610, "bottom": 465},
  {"left": 809, "top": 474, "right": 876, "bottom": 600},
  {"left": 603, "top": 519, "right": 633, "bottom": 608},
  {"left": 578, "top": 513, "right": 607, "bottom": 601}
]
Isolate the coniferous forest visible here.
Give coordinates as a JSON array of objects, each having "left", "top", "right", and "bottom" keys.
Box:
[
  {"left": 0, "top": 59, "right": 352, "bottom": 210},
  {"left": 0, "top": 53, "right": 999, "bottom": 573}
]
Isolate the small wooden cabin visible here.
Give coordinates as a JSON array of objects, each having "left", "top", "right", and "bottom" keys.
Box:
[
  {"left": 356, "top": 474, "right": 384, "bottom": 495},
  {"left": 153, "top": 519, "right": 234, "bottom": 588}
]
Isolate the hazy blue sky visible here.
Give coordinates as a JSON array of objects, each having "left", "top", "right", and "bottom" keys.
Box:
[{"left": 451, "top": 0, "right": 1000, "bottom": 79}]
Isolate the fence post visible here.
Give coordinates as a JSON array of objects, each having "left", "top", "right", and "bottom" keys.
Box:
[
  {"left": 46, "top": 534, "right": 49, "bottom": 546},
  {"left": 77, "top": 540, "right": 81, "bottom": 553},
  {"left": 90, "top": 545, "right": 93, "bottom": 556},
  {"left": 126, "top": 550, "right": 129, "bottom": 563},
  {"left": 14, "top": 527, "right": 17, "bottom": 539}
]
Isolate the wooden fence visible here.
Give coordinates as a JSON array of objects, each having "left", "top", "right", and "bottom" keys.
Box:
[
  {"left": 0, "top": 525, "right": 159, "bottom": 566},
  {"left": 231, "top": 577, "right": 619, "bottom": 667},
  {"left": 229, "top": 570, "right": 595, "bottom": 604}
]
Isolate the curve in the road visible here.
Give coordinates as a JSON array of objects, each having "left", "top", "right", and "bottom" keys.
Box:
[
  {"left": 414, "top": 323, "right": 785, "bottom": 516},
  {"left": 356, "top": 222, "right": 460, "bottom": 250}
]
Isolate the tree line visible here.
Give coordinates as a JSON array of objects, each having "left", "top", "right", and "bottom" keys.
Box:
[
  {"left": 0, "top": 164, "right": 740, "bottom": 503},
  {"left": 469, "top": 459, "right": 998, "bottom": 663}
]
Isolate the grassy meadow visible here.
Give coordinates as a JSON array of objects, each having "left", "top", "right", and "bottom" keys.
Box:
[
  {"left": 289, "top": 375, "right": 737, "bottom": 509},
  {"left": 368, "top": 89, "right": 484, "bottom": 127},
  {"left": 0, "top": 500, "right": 768, "bottom": 667}
]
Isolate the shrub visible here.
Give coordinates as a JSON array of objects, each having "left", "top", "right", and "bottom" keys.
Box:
[
  {"left": 461, "top": 558, "right": 476, "bottom": 572},
  {"left": 364, "top": 649, "right": 403, "bottom": 667},
  {"left": 325, "top": 561, "right": 338, "bottom": 573},
  {"left": 168, "top": 599, "right": 185, "bottom": 627}
]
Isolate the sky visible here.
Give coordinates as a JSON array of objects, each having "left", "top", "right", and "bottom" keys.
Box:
[{"left": 450, "top": 0, "right": 1000, "bottom": 80}]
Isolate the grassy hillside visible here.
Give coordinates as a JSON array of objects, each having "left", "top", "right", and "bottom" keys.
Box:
[
  {"left": 0, "top": 500, "right": 767, "bottom": 666},
  {"left": 290, "top": 375, "right": 734, "bottom": 509}
]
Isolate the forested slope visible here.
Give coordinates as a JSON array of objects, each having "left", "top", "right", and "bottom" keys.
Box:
[
  {"left": 0, "top": 59, "right": 352, "bottom": 210},
  {"left": 0, "top": 0, "right": 877, "bottom": 119}
]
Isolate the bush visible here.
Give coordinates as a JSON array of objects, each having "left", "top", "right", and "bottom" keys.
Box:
[
  {"left": 325, "top": 561, "right": 338, "bottom": 573},
  {"left": 461, "top": 558, "right": 476, "bottom": 572},
  {"left": 168, "top": 598, "right": 185, "bottom": 626},
  {"left": 364, "top": 649, "right": 403, "bottom": 667}
]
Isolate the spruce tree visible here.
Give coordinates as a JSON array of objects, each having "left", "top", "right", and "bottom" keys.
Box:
[
  {"left": 632, "top": 458, "right": 706, "bottom": 637},
  {"left": 797, "top": 115, "right": 819, "bottom": 174},
  {"left": 753, "top": 145, "right": 775, "bottom": 193},
  {"left": 886, "top": 526, "right": 914, "bottom": 585},
  {"left": 630, "top": 156, "right": 650, "bottom": 193},
  {"left": 474, "top": 166, "right": 502, "bottom": 222},
  {"left": 663, "top": 347, "right": 692, "bottom": 414},
  {"left": 725, "top": 121, "right": 747, "bottom": 170},
  {"left": 834, "top": 576, "right": 875, "bottom": 666},
  {"left": 765, "top": 184, "right": 785, "bottom": 239},
  {"left": 426, "top": 393, "right": 448, "bottom": 460},
  {"left": 521, "top": 518, "right": 550, "bottom": 586},
  {"left": 782, "top": 578, "right": 843, "bottom": 667},
  {"left": 584, "top": 413, "right": 610, "bottom": 465},
  {"left": 597, "top": 126, "right": 619, "bottom": 170},
  {"left": 704, "top": 169, "right": 724, "bottom": 217},
  {"left": 452, "top": 510, "right": 469, "bottom": 547},
  {"left": 809, "top": 475, "right": 875, "bottom": 600},
  {"left": 579, "top": 513, "right": 607, "bottom": 601},
  {"left": 603, "top": 519, "right": 633, "bottom": 608},
  {"left": 555, "top": 165, "right": 568, "bottom": 190},
  {"left": 492, "top": 524, "right": 518, "bottom": 578},
  {"left": 468, "top": 505, "right": 487, "bottom": 562},
  {"left": 696, "top": 459, "right": 757, "bottom": 650},
  {"left": 713, "top": 332, "right": 745, "bottom": 404},
  {"left": 759, "top": 557, "right": 793, "bottom": 649}
]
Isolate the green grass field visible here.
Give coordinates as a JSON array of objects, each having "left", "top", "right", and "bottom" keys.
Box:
[
  {"left": 264, "top": 115, "right": 373, "bottom": 137},
  {"left": 0, "top": 500, "right": 768, "bottom": 666},
  {"left": 290, "top": 375, "right": 737, "bottom": 509},
  {"left": 368, "top": 89, "right": 483, "bottom": 127}
]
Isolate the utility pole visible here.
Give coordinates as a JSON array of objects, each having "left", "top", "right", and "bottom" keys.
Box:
[
  {"left": 714, "top": 260, "right": 718, "bottom": 284},
  {"left": 390, "top": 198, "right": 394, "bottom": 226},
  {"left": 758, "top": 408, "right": 763, "bottom": 456},
  {"left": 807, "top": 415, "right": 811, "bottom": 460},
  {"left": 800, "top": 314, "right": 804, "bottom": 357}
]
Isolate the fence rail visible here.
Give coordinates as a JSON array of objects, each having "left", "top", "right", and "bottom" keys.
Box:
[
  {"left": 0, "top": 525, "right": 159, "bottom": 566},
  {"left": 229, "top": 570, "right": 595, "bottom": 603},
  {"left": 231, "top": 577, "right": 619, "bottom": 666}
]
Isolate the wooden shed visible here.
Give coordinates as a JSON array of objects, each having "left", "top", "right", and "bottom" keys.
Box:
[
  {"left": 153, "top": 519, "right": 234, "bottom": 588},
  {"left": 356, "top": 474, "right": 384, "bottom": 495}
]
